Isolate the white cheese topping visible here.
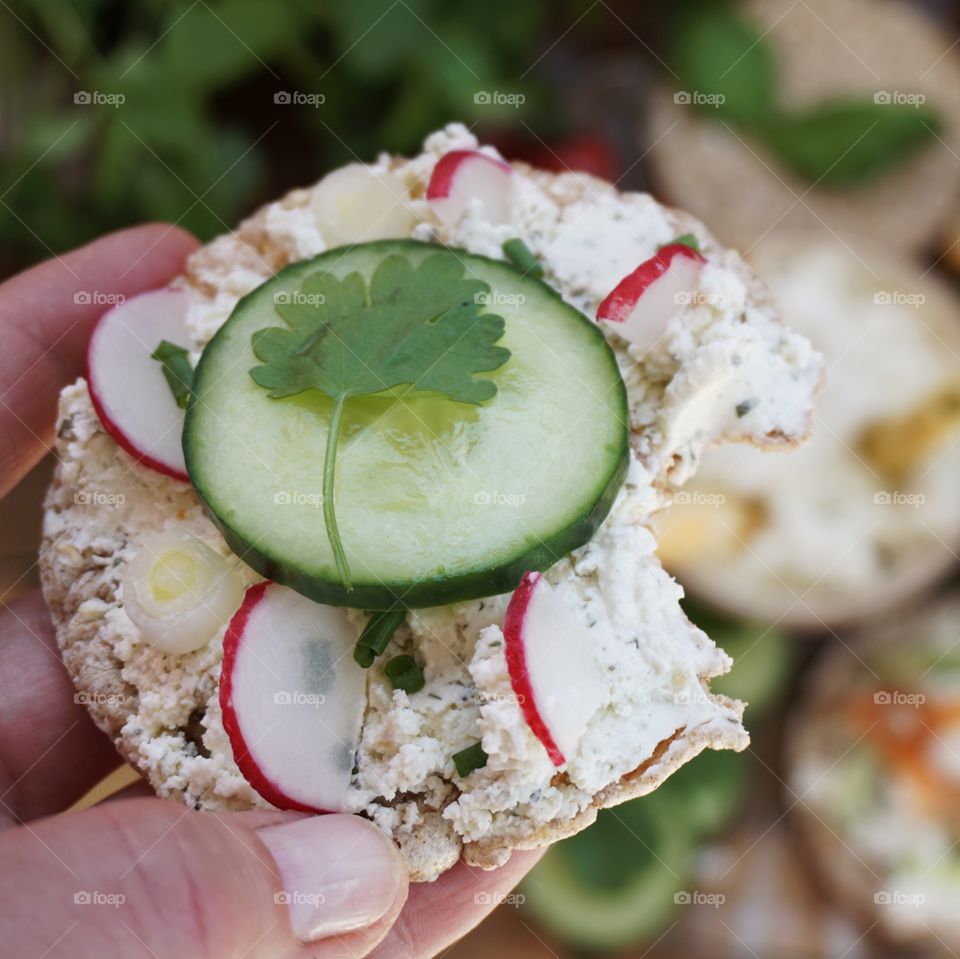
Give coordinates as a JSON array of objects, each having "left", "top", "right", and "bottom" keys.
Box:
[
  {"left": 44, "top": 123, "right": 821, "bottom": 855},
  {"left": 660, "top": 237, "right": 960, "bottom": 623}
]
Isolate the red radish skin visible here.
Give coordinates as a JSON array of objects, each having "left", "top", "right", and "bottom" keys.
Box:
[
  {"left": 219, "top": 583, "right": 327, "bottom": 813},
  {"left": 426, "top": 150, "right": 513, "bottom": 227},
  {"left": 503, "top": 571, "right": 567, "bottom": 766},
  {"left": 425, "top": 150, "right": 511, "bottom": 200},
  {"left": 85, "top": 289, "right": 191, "bottom": 482},
  {"left": 220, "top": 582, "right": 366, "bottom": 813},
  {"left": 86, "top": 378, "right": 188, "bottom": 483},
  {"left": 597, "top": 243, "right": 706, "bottom": 326}
]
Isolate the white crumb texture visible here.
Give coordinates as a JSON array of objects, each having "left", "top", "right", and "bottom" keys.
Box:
[{"left": 43, "top": 123, "right": 820, "bottom": 870}]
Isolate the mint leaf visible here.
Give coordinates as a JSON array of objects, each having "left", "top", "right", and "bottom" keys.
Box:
[
  {"left": 668, "top": 1, "right": 778, "bottom": 127},
  {"left": 250, "top": 250, "right": 511, "bottom": 588},
  {"left": 151, "top": 340, "right": 194, "bottom": 409},
  {"left": 764, "top": 100, "right": 942, "bottom": 187}
]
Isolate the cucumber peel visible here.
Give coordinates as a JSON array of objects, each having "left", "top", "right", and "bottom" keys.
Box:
[{"left": 185, "top": 240, "right": 629, "bottom": 609}]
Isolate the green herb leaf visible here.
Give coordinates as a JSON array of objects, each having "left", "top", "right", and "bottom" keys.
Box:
[
  {"left": 659, "top": 233, "right": 700, "bottom": 253},
  {"left": 384, "top": 654, "right": 425, "bottom": 693},
  {"left": 668, "top": 1, "right": 778, "bottom": 127},
  {"left": 502, "top": 237, "right": 544, "bottom": 278},
  {"left": 250, "top": 250, "right": 511, "bottom": 587},
  {"left": 763, "top": 100, "right": 942, "bottom": 188},
  {"left": 354, "top": 609, "right": 407, "bottom": 668},
  {"left": 151, "top": 340, "right": 194, "bottom": 409},
  {"left": 452, "top": 741, "right": 488, "bottom": 777}
]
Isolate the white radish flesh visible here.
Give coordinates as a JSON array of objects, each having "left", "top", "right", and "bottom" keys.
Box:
[
  {"left": 86, "top": 288, "right": 192, "bottom": 480},
  {"left": 426, "top": 150, "right": 513, "bottom": 228},
  {"left": 220, "top": 582, "right": 366, "bottom": 813},
  {"left": 503, "top": 571, "right": 605, "bottom": 766}
]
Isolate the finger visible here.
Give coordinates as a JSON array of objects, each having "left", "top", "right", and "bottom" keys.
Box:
[
  {"left": 0, "top": 223, "right": 198, "bottom": 497},
  {"left": 0, "top": 590, "right": 120, "bottom": 826},
  {"left": 371, "top": 848, "right": 545, "bottom": 958},
  {"left": 0, "top": 800, "right": 409, "bottom": 959}
]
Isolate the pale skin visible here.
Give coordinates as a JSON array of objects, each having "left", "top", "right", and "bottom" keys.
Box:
[{"left": 0, "top": 224, "right": 541, "bottom": 959}]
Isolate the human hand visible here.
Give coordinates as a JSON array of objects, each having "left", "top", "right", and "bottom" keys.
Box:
[{"left": 0, "top": 225, "right": 541, "bottom": 959}]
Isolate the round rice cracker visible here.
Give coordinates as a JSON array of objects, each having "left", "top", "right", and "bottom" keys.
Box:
[
  {"left": 646, "top": 0, "right": 960, "bottom": 257},
  {"left": 41, "top": 162, "right": 801, "bottom": 883}
]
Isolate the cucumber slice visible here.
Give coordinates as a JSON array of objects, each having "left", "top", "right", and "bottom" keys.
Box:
[
  {"left": 185, "top": 240, "right": 628, "bottom": 609},
  {"left": 522, "top": 794, "right": 692, "bottom": 950}
]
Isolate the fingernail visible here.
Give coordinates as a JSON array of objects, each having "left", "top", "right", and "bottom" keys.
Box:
[{"left": 257, "top": 814, "right": 407, "bottom": 942}]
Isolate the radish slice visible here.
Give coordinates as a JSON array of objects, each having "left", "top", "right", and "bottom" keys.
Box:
[
  {"left": 596, "top": 243, "right": 706, "bottom": 353},
  {"left": 310, "top": 164, "right": 416, "bottom": 245},
  {"left": 220, "top": 582, "right": 366, "bottom": 813},
  {"left": 426, "top": 150, "right": 513, "bottom": 227},
  {"left": 86, "top": 288, "right": 192, "bottom": 480},
  {"left": 503, "top": 571, "right": 605, "bottom": 766},
  {"left": 124, "top": 530, "right": 245, "bottom": 655}
]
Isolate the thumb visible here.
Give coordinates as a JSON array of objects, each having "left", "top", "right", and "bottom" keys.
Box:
[{"left": 0, "top": 798, "right": 408, "bottom": 959}]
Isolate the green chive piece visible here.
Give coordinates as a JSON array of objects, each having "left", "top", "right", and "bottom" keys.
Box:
[
  {"left": 151, "top": 340, "right": 194, "bottom": 409},
  {"left": 658, "top": 233, "right": 700, "bottom": 253},
  {"left": 452, "top": 741, "right": 488, "bottom": 777},
  {"left": 735, "top": 398, "right": 757, "bottom": 418},
  {"left": 502, "top": 238, "right": 544, "bottom": 278},
  {"left": 354, "top": 609, "right": 406, "bottom": 668},
  {"left": 384, "top": 654, "right": 425, "bottom": 693}
]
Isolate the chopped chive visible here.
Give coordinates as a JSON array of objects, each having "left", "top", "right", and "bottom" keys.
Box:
[
  {"left": 384, "top": 654, "right": 425, "bottom": 693},
  {"left": 151, "top": 340, "right": 195, "bottom": 409},
  {"left": 735, "top": 398, "right": 757, "bottom": 418},
  {"left": 354, "top": 609, "right": 406, "bottom": 668},
  {"left": 658, "top": 233, "right": 700, "bottom": 253},
  {"left": 452, "top": 741, "right": 488, "bottom": 777},
  {"left": 502, "top": 238, "right": 544, "bottom": 278}
]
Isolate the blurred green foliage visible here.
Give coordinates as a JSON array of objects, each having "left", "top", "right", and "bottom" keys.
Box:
[
  {"left": 0, "top": 0, "right": 588, "bottom": 268},
  {"left": 665, "top": 0, "right": 943, "bottom": 187}
]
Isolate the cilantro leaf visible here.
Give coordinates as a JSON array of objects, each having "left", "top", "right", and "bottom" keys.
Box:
[{"left": 249, "top": 249, "right": 511, "bottom": 589}]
